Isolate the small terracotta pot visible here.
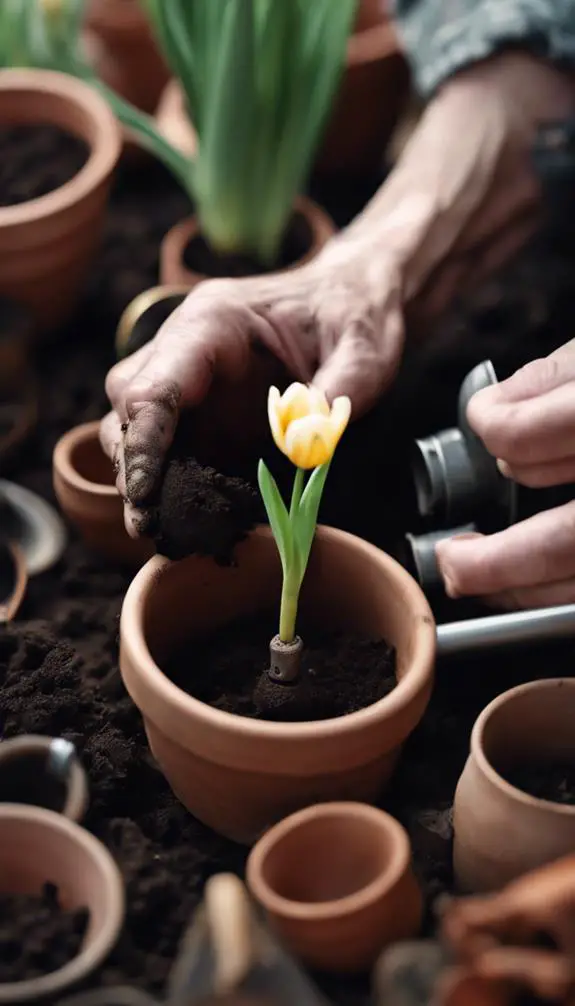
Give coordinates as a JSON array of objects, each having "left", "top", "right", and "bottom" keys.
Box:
[
  {"left": 0, "top": 735, "right": 88, "bottom": 822},
  {"left": 453, "top": 678, "right": 575, "bottom": 893},
  {"left": 119, "top": 525, "right": 436, "bottom": 844},
  {"left": 0, "top": 542, "right": 27, "bottom": 622},
  {"left": 246, "top": 802, "right": 422, "bottom": 972},
  {"left": 0, "top": 804, "right": 124, "bottom": 1003},
  {"left": 0, "top": 70, "right": 121, "bottom": 335},
  {"left": 84, "top": 0, "right": 169, "bottom": 114},
  {"left": 160, "top": 196, "right": 336, "bottom": 288},
  {"left": 52, "top": 420, "right": 153, "bottom": 566},
  {"left": 316, "top": 0, "right": 410, "bottom": 176}
]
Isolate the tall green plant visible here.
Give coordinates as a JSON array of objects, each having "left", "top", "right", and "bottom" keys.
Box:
[{"left": 0, "top": 0, "right": 356, "bottom": 265}]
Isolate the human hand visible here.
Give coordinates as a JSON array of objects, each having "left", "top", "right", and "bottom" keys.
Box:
[
  {"left": 436, "top": 340, "right": 575, "bottom": 609},
  {"left": 100, "top": 249, "right": 404, "bottom": 536}
]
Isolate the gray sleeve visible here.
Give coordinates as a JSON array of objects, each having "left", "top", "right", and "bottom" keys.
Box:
[{"left": 390, "top": 0, "right": 575, "bottom": 96}]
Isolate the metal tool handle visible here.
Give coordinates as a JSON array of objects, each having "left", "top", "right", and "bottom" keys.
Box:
[{"left": 436, "top": 603, "right": 575, "bottom": 656}]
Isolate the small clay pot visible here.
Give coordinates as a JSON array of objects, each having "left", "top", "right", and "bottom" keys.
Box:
[
  {"left": 453, "top": 678, "right": 575, "bottom": 893},
  {"left": 0, "top": 541, "right": 27, "bottom": 622},
  {"left": 0, "top": 70, "right": 121, "bottom": 335},
  {"left": 0, "top": 735, "right": 88, "bottom": 822},
  {"left": 316, "top": 0, "right": 410, "bottom": 176},
  {"left": 52, "top": 420, "right": 153, "bottom": 566},
  {"left": 119, "top": 525, "right": 436, "bottom": 844},
  {"left": 84, "top": 0, "right": 169, "bottom": 114},
  {"left": 246, "top": 802, "right": 422, "bottom": 972},
  {"left": 160, "top": 196, "right": 336, "bottom": 287},
  {"left": 0, "top": 804, "right": 124, "bottom": 1003}
]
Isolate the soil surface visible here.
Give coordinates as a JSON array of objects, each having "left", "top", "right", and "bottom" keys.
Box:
[
  {"left": 0, "top": 126, "right": 89, "bottom": 207},
  {"left": 1, "top": 135, "right": 575, "bottom": 1005},
  {"left": 183, "top": 208, "right": 313, "bottom": 278},
  {"left": 505, "top": 761, "right": 575, "bottom": 805},
  {"left": 167, "top": 614, "right": 396, "bottom": 722},
  {"left": 0, "top": 884, "right": 88, "bottom": 984}
]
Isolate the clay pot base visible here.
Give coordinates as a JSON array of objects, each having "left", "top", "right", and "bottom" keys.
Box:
[
  {"left": 0, "top": 884, "right": 89, "bottom": 985},
  {"left": 166, "top": 612, "right": 396, "bottom": 722},
  {"left": 0, "top": 125, "right": 88, "bottom": 208}
]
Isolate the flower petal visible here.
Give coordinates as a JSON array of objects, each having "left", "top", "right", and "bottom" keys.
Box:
[
  {"left": 279, "top": 382, "right": 314, "bottom": 427},
  {"left": 329, "top": 396, "right": 352, "bottom": 441},
  {"left": 268, "top": 386, "right": 285, "bottom": 451},
  {"left": 284, "top": 415, "right": 335, "bottom": 469}
]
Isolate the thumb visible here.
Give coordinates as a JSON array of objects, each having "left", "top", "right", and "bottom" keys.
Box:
[{"left": 312, "top": 309, "right": 404, "bottom": 415}]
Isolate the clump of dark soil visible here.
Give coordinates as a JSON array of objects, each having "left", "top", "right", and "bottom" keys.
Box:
[
  {"left": 0, "top": 126, "right": 89, "bottom": 207},
  {"left": 166, "top": 613, "right": 396, "bottom": 722},
  {"left": 151, "top": 456, "right": 261, "bottom": 562},
  {"left": 183, "top": 209, "right": 312, "bottom": 278},
  {"left": 0, "top": 883, "right": 88, "bottom": 983},
  {"left": 504, "top": 761, "right": 575, "bottom": 805}
]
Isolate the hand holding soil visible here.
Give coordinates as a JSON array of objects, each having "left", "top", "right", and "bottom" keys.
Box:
[
  {"left": 436, "top": 339, "right": 575, "bottom": 608},
  {"left": 101, "top": 51, "right": 575, "bottom": 541}
]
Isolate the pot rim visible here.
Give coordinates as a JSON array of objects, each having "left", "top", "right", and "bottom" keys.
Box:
[
  {"left": 53, "top": 420, "right": 118, "bottom": 499},
  {"left": 120, "top": 524, "right": 436, "bottom": 743},
  {"left": 471, "top": 677, "right": 575, "bottom": 816},
  {"left": 246, "top": 801, "right": 411, "bottom": 921},
  {"left": 0, "top": 69, "right": 121, "bottom": 229},
  {"left": 1, "top": 541, "right": 27, "bottom": 622},
  {"left": 0, "top": 803, "right": 125, "bottom": 1003}
]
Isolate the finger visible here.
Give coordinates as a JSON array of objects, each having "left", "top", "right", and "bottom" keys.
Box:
[
  {"left": 105, "top": 340, "right": 156, "bottom": 412},
  {"left": 443, "top": 896, "right": 530, "bottom": 952},
  {"left": 476, "top": 948, "right": 573, "bottom": 1000},
  {"left": 485, "top": 577, "right": 575, "bottom": 611},
  {"left": 124, "top": 502, "right": 154, "bottom": 540},
  {"left": 499, "top": 456, "right": 575, "bottom": 488},
  {"left": 99, "top": 410, "right": 122, "bottom": 465},
  {"left": 467, "top": 378, "right": 575, "bottom": 467},
  {"left": 312, "top": 307, "right": 404, "bottom": 415},
  {"left": 435, "top": 501, "right": 575, "bottom": 597}
]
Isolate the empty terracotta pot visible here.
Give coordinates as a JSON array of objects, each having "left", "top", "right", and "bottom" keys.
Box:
[
  {"left": 0, "top": 735, "right": 88, "bottom": 822},
  {"left": 0, "top": 804, "right": 124, "bottom": 1003},
  {"left": 52, "top": 420, "right": 153, "bottom": 566},
  {"left": 84, "top": 0, "right": 169, "bottom": 114},
  {"left": 246, "top": 802, "right": 422, "bottom": 972},
  {"left": 0, "top": 541, "right": 27, "bottom": 623},
  {"left": 160, "top": 197, "right": 336, "bottom": 288},
  {"left": 119, "top": 525, "right": 436, "bottom": 844},
  {"left": 316, "top": 0, "right": 410, "bottom": 176},
  {"left": 0, "top": 70, "right": 121, "bottom": 335},
  {"left": 453, "top": 678, "right": 575, "bottom": 893}
]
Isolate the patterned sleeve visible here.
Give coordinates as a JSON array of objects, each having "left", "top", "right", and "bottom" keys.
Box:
[{"left": 390, "top": 0, "right": 575, "bottom": 96}]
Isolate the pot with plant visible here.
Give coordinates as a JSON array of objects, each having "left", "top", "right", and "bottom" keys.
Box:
[
  {"left": 119, "top": 382, "right": 436, "bottom": 843},
  {"left": 0, "top": 4, "right": 121, "bottom": 333}
]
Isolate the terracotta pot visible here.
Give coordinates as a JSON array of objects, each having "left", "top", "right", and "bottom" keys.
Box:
[
  {"left": 453, "top": 678, "right": 575, "bottom": 893},
  {"left": 84, "top": 0, "right": 169, "bottom": 114},
  {"left": 52, "top": 420, "right": 153, "bottom": 566},
  {"left": 0, "top": 70, "right": 121, "bottom": 336},
  {"left": 316, "top": 0, "right": 410, "bottom": 176},
  {"left": 246, "top": 801, "right": 422, "bottom": 972},
  {"left": 0, "top": 804, "right": 124, "bottom": 1003},
  {"left": 119, "top": 524, "right": 436, "bottom": 844},
  {"left": 160, "top": 196, "right": 336, "bottom": 288},
  {"left": 0, "top": 542, "right": 27, "bottom": 622},
  {"left": 0, "top": 735, "right": 88, "bottom": 822}
]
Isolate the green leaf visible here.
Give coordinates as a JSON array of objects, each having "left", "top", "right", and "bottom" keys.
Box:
[
  {"left": 257, "top": 459, "right": 293, "bottom": 574},
  {"left": 293, "top": 461, "right": 331, "bottom": 585}
]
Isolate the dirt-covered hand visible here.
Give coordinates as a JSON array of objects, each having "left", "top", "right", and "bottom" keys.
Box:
[
  {"left": 436, "top": 340, "right": 575, "bottom": 608},
  {"left": 100, "top": 251, "right": 404, "bottom": 536}
]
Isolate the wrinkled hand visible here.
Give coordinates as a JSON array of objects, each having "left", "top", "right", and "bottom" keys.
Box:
[
  {"left": 101, "top": 50, "right": 575, "bottom": 537},
  {"left": 436, "top": 339, "right": 575, "bottom": 608}
]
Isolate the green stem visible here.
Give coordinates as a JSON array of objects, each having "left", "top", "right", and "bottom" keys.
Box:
[
  {"left": 279, "top": 580, "right": 299, "bottom": 643},
  {"left": 289, "top": 467, "right": 305, "bottom": 519}
]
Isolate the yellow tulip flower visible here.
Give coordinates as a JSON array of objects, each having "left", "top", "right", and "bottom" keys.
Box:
[
  {"left": 40, "top": 0, "right": 62, "bottom": 14},
  {"left": 267, "top": 383, "right": 351, "bottom": 470}
]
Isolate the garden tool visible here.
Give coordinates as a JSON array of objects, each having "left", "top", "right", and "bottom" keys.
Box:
[{"left": 0, "top": 479, "right": 66, "bottom": 575}]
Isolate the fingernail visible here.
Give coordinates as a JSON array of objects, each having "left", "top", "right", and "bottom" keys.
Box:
[
  {"left": 497, "top": 458, "right": 512, "bottom": 478},
  {"left": 126, "top": 466, "right": 153, "bottom": 504}
]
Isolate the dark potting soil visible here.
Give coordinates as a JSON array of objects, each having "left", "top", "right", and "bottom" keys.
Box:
[
  {"left": 1, "top": 132, "right": 575, "bottom": 1004},
  {"left": 183, "top": 209, "right": 313, "bottom": 278},
  {"left": 0, "top": 883, "right": 88, "bottom": 983},
  {"left": 0, "top": 126, "right": 89, "bottom": 207},
  {"left": 504, "top": 761, "right": 575, "bottom": 805},
  {"left": 167, "top": 614, "right": 396, "bottom": 722}
]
